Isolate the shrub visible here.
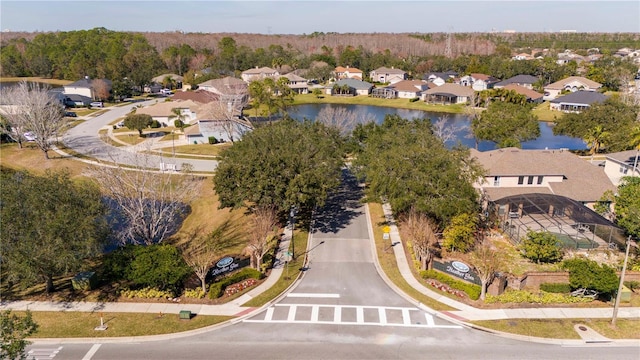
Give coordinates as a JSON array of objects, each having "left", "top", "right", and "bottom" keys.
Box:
[
  {"left": 420, "top": 269, "right": 481, "bottom": 300},
  {"left": 208, "top": 268, "right": 263, "bottom": 299},
  {"left": 127, "top": 244, "right": 192, "bottom": 292},
  {"left": 485, "top": 290, "right": 594, "bottom": 304},
  {"left": 562, "top": 258, "right": 619, "bottom": 296},
  {"left": 208, "top": 136, "right": 218, "bottom": 144},
  {"left": 150, "top": 120, "right": 161, "bottom": 128},
  {"left": 540, "top": 282, "right": 572, "bottom": 293},
  {"left": 409, "top": 97, "right": 420, "bottom": 102},
  {"left": 521, "top": 231, "right": 563, "bottom": 263},
  {"left": 624, "top": 280, "right": 640, "bottom": 292},
  {"left": 174, "top": 119, "right": 184, "bottom": 129},
  {"left": 183, "top": 287, "right": 206, "bottom": 299},
  {"left": 119, "top": 287, "right": 174, "bottom": 299}
]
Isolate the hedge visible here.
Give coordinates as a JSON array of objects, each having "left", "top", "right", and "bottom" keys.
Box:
[
  {"left": 540, "top": 282, "right": 572, "bottom": 293},
  {"left": 420, "top": 269, "right": 481, "bottom": 300},
  {"left": 208, "top": 268, "right": 264, "bottom": 299}
]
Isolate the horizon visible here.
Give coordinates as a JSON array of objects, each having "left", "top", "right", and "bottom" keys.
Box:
[{"left": 1, "top": 1, "right": 639, "bottom": 34}]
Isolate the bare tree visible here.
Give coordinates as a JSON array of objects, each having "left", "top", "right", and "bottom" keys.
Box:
[
  {"left": 468, "top": 242, "right": 504, "bottom": 301},
  {"left": 92, "top": 79, "right": 111, "bottom": 101},
  {"left": 399, "top": 208, "right": 439, "bottom": 270},
  {"left": 180, "top": 220, "right": 244, "bottom": 292},
  {"left": 432, "top": 115, "right": 468, "bottom": 144},
  {"left": 464, "top": 91, "right": 484, "bottom": 149},
  {"left": 87, "top": 147, "right": 200, "bottom": 245},
  {"left": 248, "top": 206, "right": 280, "bottom": 272},
  {"left": 199, "top": 82, "right": 251, "bottom": 143},
  {"left": 1, "top": 81, "right": 67, "bottom": 158},
  {"left": 315, "top": 106, "right": 376, "bottom": 135}
]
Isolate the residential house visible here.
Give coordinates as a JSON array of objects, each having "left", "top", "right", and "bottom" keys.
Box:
[
  {"left": 511, "top": 53, "right": 534, "bottom": 61},
  {"left": 151, "top": 73, "right": 183, "bottom": 89},
  {"left": 184, "top": 102, "right": 252, "bottom": 143},
  {"left": 493, "top": 75, "right": 539, "bottom": 90},
  {"left": 327, "top": 79, "right": 373, "bottom": 96},
  {"left": 470, "top": 147, "right": 616, "bottom": 209},
  {"left": 334, "top": 66, "right": 363, "bottom": 80},
  {"left": 549, "top": 91, "right": 607, "bottom": 112},
  {"left": 423, "top": 71, "right": 457, "bottom": 86},
  {"left": 241, "top": 66, "right": 280, "bottom": 82},
  {"left": 369, "top": 67, "right": 407, "bottom": 84},
  {"left": 501, "top": 84, "right": 544, "bottom": 103},
  {"left": 543, "top": 76, "right": 602, "bottom": 100},
  {"left": 602, "top": 150, "right": 640, "bottom": 186},
  {"left": 63, "top": 77, "right": 112, "bottom": 100},
  {"left": 171, "top": 89, "right": 218, "bottom": 104},
  {"left": 392, "top": 80, "right": 430, "bottom": 99},
  {"left": 280, "top": 73, "right": 309, "bottom": 94},
  {"left": 198, "top": 76, "right": 249, "bottom": 112},
  {"left": 134, "top": 100, "right": 200, "bottom": 126},
  {"left": 459, "top": 73, "right": 500, "bottom": 91},
  {"left": 423, "top": 83, "right": 474, "bottom": 104}
]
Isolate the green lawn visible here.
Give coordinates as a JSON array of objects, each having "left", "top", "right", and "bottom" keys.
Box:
[{"left": 472, "top": 318, "right": 640, "bottom": 339}]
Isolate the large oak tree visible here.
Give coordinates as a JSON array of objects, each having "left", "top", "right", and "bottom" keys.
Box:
[{"left": 471, "top": 101, "right": 540, "bottom": 149}]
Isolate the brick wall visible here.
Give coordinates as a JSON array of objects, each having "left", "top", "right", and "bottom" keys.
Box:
[{"left": 503, "top": 271, "right": 640, "bottom": 292}]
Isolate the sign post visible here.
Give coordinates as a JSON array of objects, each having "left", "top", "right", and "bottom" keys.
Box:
[{"left": 383, "top": 226, "right": 391, "bottom": 251}]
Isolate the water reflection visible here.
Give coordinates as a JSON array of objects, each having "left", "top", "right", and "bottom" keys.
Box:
[{"left": 288, "top": 103, "right": 586, "bottom": 151}]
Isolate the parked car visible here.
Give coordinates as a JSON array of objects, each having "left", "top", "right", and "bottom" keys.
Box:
[
  {"left": 24, "top": 132, "right": 36, "bottom": 141},
  {"left": 64, "top": 111, "right": 78, "bottom": 117},
  {"left": 90, "top": 101, "right": 104, "bottom": 108}
]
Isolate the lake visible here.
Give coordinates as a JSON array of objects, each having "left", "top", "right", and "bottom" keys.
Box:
[{"left": 288, "top": 103, "right": 587, "bottom": 151}]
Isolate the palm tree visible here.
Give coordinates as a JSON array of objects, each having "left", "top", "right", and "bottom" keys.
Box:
[
  {"left": 170, "top": 108, "right": 186, "bottom": 132},
  {"left": 584, "top": 125, "right": 610, "bottom": 160}
]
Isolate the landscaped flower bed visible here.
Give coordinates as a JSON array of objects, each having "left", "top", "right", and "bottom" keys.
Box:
[{"left": 224, "top": 278, "right": 258, "bottom": 296}]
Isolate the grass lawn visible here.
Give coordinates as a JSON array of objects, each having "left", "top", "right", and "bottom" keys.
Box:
[
  {"left": 19, "top": 311, "right": 232, "bottom": 338},
  {"left": 532, "top": 101, "right": 565, "bottom": 122},
  {"left": 156, "top": 143, "right": 232, "bottom": 157},
  {"left": 114, "top": 133, "right": 147, "bottom": 146},
  {"left": 368, "top": 202, "right": 455, "bottom": 311},
  {"left": 472, "top": 318, "right": 640, "bottom": 340},
  {"left": 0, "top": 143, "right": 89, "bottom": 178}
]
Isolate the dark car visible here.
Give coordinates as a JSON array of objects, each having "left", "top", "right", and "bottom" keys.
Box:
[{"left": 64, "top": 111, "right": 78, "bottom": 117}]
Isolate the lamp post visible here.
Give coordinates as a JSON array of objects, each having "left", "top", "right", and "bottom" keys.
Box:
[
  {"left": 172, "top": 130, "right": 176, "bottom": 158},
  {"left": 612, "top": 235, "right": 632, "bottom": 326},
  {"left": 290, "top": 206, "right": 297, "bottom": 260}
]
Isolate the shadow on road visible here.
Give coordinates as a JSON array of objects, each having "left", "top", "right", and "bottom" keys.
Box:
[{"left": 312, "top": 168, "right": 364, "bottom": 234}]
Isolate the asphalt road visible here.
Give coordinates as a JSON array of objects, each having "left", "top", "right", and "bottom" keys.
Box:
[
  {"left": 61, "top": 100, "right": 218, "bottom": 173},
  {"left": 26, "top": 170, "right": 639, "bottom": 359}
]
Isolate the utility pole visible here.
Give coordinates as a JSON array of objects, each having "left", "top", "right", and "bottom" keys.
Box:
[
  {"left": 290, "top": 206, "right": 297, "bottom": 260},
  {"left": 612, "top": 235, "right": 632, "bottom": 326}
]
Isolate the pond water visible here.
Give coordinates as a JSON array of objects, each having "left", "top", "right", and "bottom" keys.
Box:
[{"left": 288, "top": 103, "right": 587, "bottom": 151}]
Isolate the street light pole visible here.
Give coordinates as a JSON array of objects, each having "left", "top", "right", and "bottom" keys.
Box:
[
  {"left": 290, "top": 206, "right": 296, "bottom": 260},
  {"left": 612, "top": 235, "right": 632, "bottom": 326}
]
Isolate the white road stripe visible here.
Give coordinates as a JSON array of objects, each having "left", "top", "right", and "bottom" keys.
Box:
[
  {"left": 402, "top": 308, "right": 411, "bottom": 325},
  {"left": 425, "top": 313, "right": 435, "bottom": 326},
  {"left": 287, "top": 293, "right": 340, "bottom": 298},
  {"left": 334, "top": 306, "right": 342, "bottom": 322},
  {"left": 264, "top": 307, "right": 275, "bottom": 321},
  {"left": 311, "top": 305, "right": 319, "bottom": 322},
  {"left": 287, "top": 305, "right": 297, "bottom": 321},
  {"left": 378, "top": 307, "right": 387, "bottom": 325},
  {"left": 82, "top": 344, "right": 102, "bottom": 360},
  {"left": 356, "top": 306, "right": 364, "bottom": 324},
  {"left": 243, "top": 319, "right": 461, "bottom": 329}
]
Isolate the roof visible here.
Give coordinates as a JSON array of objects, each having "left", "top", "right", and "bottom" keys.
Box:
[
  {"left": 171, "top": 90, "right": 218, "bottom": 103},
  {"left": 335, "top": 66, "right": 363, "bottom": 74},
  {"left": 494, "top": 74, "right": 539, "bottom": 87},
  {"left": 470, "top": 73, "right": 498, "bottom": 82},
  {"left": 502, "top": 84, "right": 544, "bottom": 100},
  {"left": 372, "top": 67, "right": 406, "bottom": 74},
  {"left": 424, "top": 83, "right": 474, "bottom": 97},
  {"left": 135, "top": 100, "right": 200, "bottom": 117},
  {"left": 391, "top": 80, "right": 428, "bottom": 92},
  {"left": 64, "top": 78, "right": 112, "bottom": 89},
  {"left": 242, "top": 66, "right": 278, "bottom": 75},
  {"left": 549, "top": 91, "right": 607, "bottom": 105},
  {"left": 335, "top": 78, "right": 373, "bottom": 90},
  {"left": 281, "top": 73, "right": 307, "bottom": 82},
  {"left": 151, "top": 73, "right": 184, "bottom": 84},
  {"left": 605, "top": 150, "right": 640, "bottom": 167},
  {"left": 545, "top": 76, "right": 602, "bottom": 90},
  {"left": 198, "top": 77, "right": 248, "bottom": 95},
  {"left": 470, "top": 147, "right": 616, "bottom": 202}
]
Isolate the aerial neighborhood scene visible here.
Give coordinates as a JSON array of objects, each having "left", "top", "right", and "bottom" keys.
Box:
[{"left": 1, "top": 1, "right": 640, "bottom": 359}]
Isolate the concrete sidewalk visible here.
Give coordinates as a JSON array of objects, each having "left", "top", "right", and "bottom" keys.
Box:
[{"left": 379, "top": 203, "right": 640, "bottom": 322}]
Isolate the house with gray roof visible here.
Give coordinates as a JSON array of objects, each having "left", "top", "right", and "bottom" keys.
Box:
[
  {"left": 470, "top": 147, "right": 616, "bottom": 209},
  {"left": 423, "top": 72, "right": 457, "bottom": 86},
  {"left": 423, "top": 83, "right": 474, "bottom": 104},
  {"left": 493, "top": 75, "right": 539, "bottom": 90},
  {"left": 241, "top": 66, "right": 280, "bottom": 82},
  {"left": 369, "top": 67, "right": 407, "bottom": 84},
  {"left": 602, "top": 150, "right": 640, "bottom": 186},
  {"left": 549, "top": 91, "right": 607, "bottom": 112},
  {"left": 326, "top": 79, "right": 373, "bottom": 96},
  {"left": 280, "top": 73, "right": 309, "bottom": 94},
  {"left": 543, "top": 76, "right": 602, "bottom": 100}
]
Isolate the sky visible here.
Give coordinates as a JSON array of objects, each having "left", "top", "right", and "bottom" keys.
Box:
[{"left": 1, "top": 0, "right": 639, "bottom": 34}]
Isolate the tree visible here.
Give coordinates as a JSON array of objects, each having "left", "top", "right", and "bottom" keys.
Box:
[
  {"left": 123, "top": 113, "right": 153, "bottom": 136},
  {"left": 248, "top": 206, "right": 280, "bottom": 272},
  {"left": 0, "top": 169, "right": 107, "bottom": 293},
  {"left": 314, "top": 106, "right": 375, "bottom": 136},
  {"left": 92, "top": 79, "right": 111, "bottom": 101},
  {"left": 614, "top": 176, "right": 640, "bottom": 238},
  {"left": 352, "top": 115, "right": 484, "bottom": 224},
  {"left": 0, "top": 310, "right": 38, "bottom": 360},
  {"left": 399, "top": 208, "right": 439, "bottom": 270},
  {"left": 312, "top": 87, "right": 323, "bottom": 99},
  {"left": 442, "top": 213, "right": 478, "bottom": 253},
  {"left": 1, "top": 81, "right": 68, "bottom": 159},
  {"left": 471, "top": 101, "right": 540, "bottom": 148},
  {"left": 562, "top": 258, "right": 619, "bottom": 296},
  {"left": 553, "top": 98, "right": 638, "bottom": 153},
  {"left": 181, "top": 220, "right": 244, "bottom": 292},
  {"left": 468, "top": 243, "right": 504, "bottom": 300},
  {"left": 213, "top": 119, "right": 345, "bottom": 215},
  {"left": 88, "top": 149, "right": 200, "bottom": 245},
  {"left": 127, "top": 244, "right": 192, "bottom": 293},
  {"left": 170, "top": 108, "right": 187, "bottom": 132},
  {"left": 521, "top": 231, "right": 563, "bottom": 264},
  {"left": 584, "top": 125, "right": 610, "bottom": 156}
]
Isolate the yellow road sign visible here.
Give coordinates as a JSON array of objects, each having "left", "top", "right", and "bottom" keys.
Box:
[{"left": 383, "top": 226, "right": 391, "bottom": 233}]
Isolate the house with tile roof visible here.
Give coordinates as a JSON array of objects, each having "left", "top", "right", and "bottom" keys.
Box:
[
  {"left": 392, "top": 80, "right": 430, "bottom": 99},
  {"left": 459, "top": 73, "right": 500, "bottom": 91},
  {"left": 470, "top": 147, "right": 616, "bottom": 209},
  {"left": 602, "top": 150, "right": 640, "bottom": 186},
  {"left": 280, "top": 73, "right": 309, "bottom": 94},
  {"left": 241, "top": 66, "right": 280, "bottom": 82},
  {"left": 171, "top": 90, "right": 218, "bottom": 104},
  {"left": 543, "top": 76, "right": 602, "bottom": 100},
  {"left": 334, "top": 66, "right": 363, "bottom": 80},
  {"left": 493, "top": 75, "right": 539, "bottom": 90},
  {"left": 135, "top": 100, "right": 200, "bottom": 126},
  {"left": 423, "top": 83, "right": 474, "bottom": 104},
  {"left": 549, "top": 91, "right": 607, "bottom": 112},
  {"left": 501, "top": 84, "right": 544, "bottom": 103},
  {"left": 369, "top": 67, "right": 407, "bottom": 84}
]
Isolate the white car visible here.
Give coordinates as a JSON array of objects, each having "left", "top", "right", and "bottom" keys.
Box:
[
  {"left": 90, "top": 101, "right": 104, "bottom": 108},
  {"left": 24, "top": 132, "right": 36, "bottom": 141}
]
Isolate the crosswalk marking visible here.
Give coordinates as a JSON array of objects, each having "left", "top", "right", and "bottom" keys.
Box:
[
  {"left": 287, "top": 293, "right": 340, "bottom": 298},
  {"left": 28, "top": 346, "right": 62, "bottom": 360},
  {"left": 82, "top": 344, "right": 102, "bottom": 360},
  {"left": 244, "top": 304, "right": 462, "bottom": 329}
]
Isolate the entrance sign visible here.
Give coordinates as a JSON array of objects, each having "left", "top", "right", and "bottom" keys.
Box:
[{"left": 432, "top": 260, "right": 481, "bottom": 285}]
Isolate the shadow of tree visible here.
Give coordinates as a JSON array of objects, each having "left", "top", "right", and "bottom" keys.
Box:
[{"left": 312, "top": 168, "right": 364, "bottom": 234}]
